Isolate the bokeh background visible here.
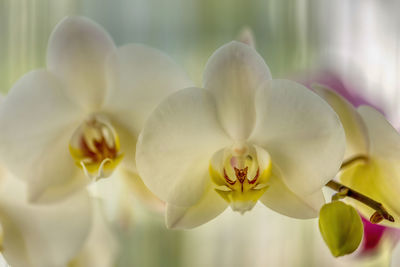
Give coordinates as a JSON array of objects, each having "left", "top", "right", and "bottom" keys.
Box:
[{"left": 1, "top": 0, "right": 400, "bottom": 266}]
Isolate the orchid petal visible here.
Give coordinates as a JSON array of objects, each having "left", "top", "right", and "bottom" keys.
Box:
[
  {"left": 250, "top": 79, "right": 345, "bottom": 196},
  {"left": 313, "top": 84, "right": 369, "bottom": 159},
  {"left": 0, "top": 169, "right": 91, "bottom": 267},
  {"left": 358, "top": 106, "right": 400, "bottom": 159},
  {"left": 104, "top": 44, "right": 193, "bottom": 172},
  {"left": 68, "top": 199, "right": 118, "bottom": 267},
  {"left": 0, "top": 70, "right": 86, "bottom": 202},
  {"left": 109, "top": 122, "right": 138, "bottom": 173},
  {"left": 91, "top": 169, "right": 142, "bottom": 229},
  {"left": 340, "top": 106, "right": 400, "bottom": 227},
  {"left": 260, "top": 165, "right": 325, "bottom": 219},
  {"left": 203, "top": 41, "right": 271, "bottom": 141},
  {"left": 166, "top": 183, "right": 228, "bottom": 229},
  {"left": 136, "top": 88, "right": 230, "bottom": 206},
  {"left": 340, "top": 159, "right": 400, "bottom": 228},
  {"left": 47, "top": 16, "right": 115, "bottom": 110},
  {"left": 120, "top": 170, "right": 164, "bottom": 212},
  {"left": 105, "top": 44, "right": 193, "bottom": 134}
]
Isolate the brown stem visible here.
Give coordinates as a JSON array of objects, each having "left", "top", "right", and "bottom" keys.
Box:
[{"left": 325, "top": 180, "right": 395, "bottom": 224}]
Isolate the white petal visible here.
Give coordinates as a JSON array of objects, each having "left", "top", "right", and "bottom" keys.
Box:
[
  {"left": 104, "top": 44, "right": 193, "bottom": 136},
  {"left": 358, "top": 106, "right": 400, "bottom": 159},
  {"left": 119, "top": 170, "right": 165, "bottom": 213},
  {"left": 136, "top": 88, "right": 230, "bottom": 206},
  {"left": 203, "top": 41, "right": 271, "bottom": 141},
  {"left": 166, "top": 183, "right": 228, "bottom": 229},
  {"left": 103, "top": 44, "right": 192, "bottom": 173},
  {"left": 250, "top": 79, "right": 345, "bottom": 196},
  {"left": 47, "top": 16, "right": 116, "bottom": 110},
  {"left": 0, "top": 169, "right": 92, "bottom": 267},
  {"left": 260, "top": 165, "right": 325, "bottom": 219},
  {"left": 313, "top": 84, "right": 369, "bottom": 159},
  {"left": 355, "top": 106, "right": 400, "bottom": 226},
  {"left": 27, "top": 131, "right": 88, "bottom": 203},
  {"left": 69, "top": 199, "right": 118, "bottom": 267},
  {"left": 0, "top": 70, "right": 86, "bottom": 202},
  {"left": 90, "top": 169, "right": 152, "bottom": 229},
  {"left": 345, "top": 106, "right": 400, "bottom": 227}
]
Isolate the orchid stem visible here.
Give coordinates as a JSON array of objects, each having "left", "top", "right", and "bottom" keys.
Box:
[{"left": 325, "top": 180, "right": 395, "bottom": 224}]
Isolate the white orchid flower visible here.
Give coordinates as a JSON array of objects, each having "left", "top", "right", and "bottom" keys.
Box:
[
  {"left": 68, "top": 199, "right": 118, "bottom": 267},
  {"left": 0, "top": 16, "right": 192, "bottom": 202},
  {"left": 136, "top": 41, "right": 345, "bottom": 229},
  {"left": 91, "top": 167, "right": 165, "bottom": 232},
  {"left": 314, "top": 85, "right": 400, "bottom": 227},
  {"left": 0, "top": 165, "right": 91, "bottom": 267}
]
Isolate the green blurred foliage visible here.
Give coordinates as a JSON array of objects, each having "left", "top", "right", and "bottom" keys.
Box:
[{"left": 0, "top": 0, "right": 320, "bottom": 92}]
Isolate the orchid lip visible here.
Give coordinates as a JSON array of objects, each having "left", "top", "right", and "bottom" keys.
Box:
[
  {"left": 209, "top": 144, "right": 271, "bottom": 214},
  {"left": 69, "top": 115, "right": 124, "bottom": 181}
]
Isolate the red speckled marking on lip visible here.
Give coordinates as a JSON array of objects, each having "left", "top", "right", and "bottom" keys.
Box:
[
  {"left": 223, "top": 166, "right": 260, "bottom": 186},
  {"left": 223, "top": 169, "right": 236, "bottom": 185}
]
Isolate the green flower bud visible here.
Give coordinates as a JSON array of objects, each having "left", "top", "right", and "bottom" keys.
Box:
[{"left": 319, "top": 201, "right": 363, "bottom": 257}]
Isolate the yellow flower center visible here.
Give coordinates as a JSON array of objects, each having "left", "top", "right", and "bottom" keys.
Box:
[
  {"left": 69, "top": 115, "right": 124, "bottom": 180},
  {"left": 209, "top": 144, "right": 272, "bottom": 214}
]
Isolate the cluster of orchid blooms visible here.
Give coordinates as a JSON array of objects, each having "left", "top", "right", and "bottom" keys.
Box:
[{"left": 0, "top": 16, "right": 399, "bottom": 266}]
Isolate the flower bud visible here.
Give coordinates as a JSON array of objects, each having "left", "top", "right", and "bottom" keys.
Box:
[{"left": 319, "top": 201, "right": 363, "bottom": 257}]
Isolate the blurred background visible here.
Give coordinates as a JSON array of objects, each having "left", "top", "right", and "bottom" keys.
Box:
[{"left": 1, "top": 0, "right": 400, "bottom": 266}]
